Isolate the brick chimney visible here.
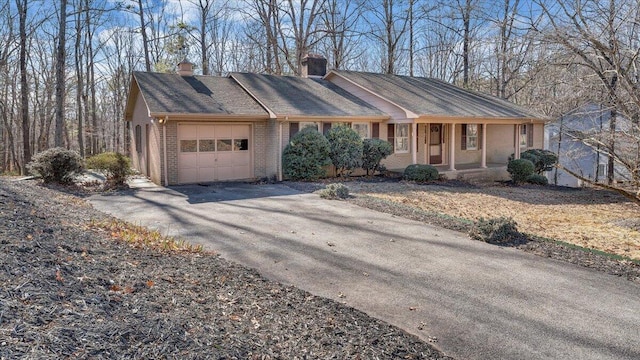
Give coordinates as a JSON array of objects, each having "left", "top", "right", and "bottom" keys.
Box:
[
  {"left": 301, "top": 53, "right": 327, "bottom": 78},
  {"left": 176, "top": 59, "right": 194, "bottom": 76}
]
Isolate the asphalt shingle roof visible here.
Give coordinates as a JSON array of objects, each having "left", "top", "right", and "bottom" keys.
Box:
[
  {"left": 133, "top": 72, "right": 267, "bottom": 116},
  {"left": 230, "top": 72, "right": 386, "bottom": 117},
  {"left": 332, "top": 70, "right": 543, "bottom": 119}
]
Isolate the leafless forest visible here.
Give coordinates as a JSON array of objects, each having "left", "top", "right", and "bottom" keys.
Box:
[{"left": 0, "top": 0, "right": 638, "bottom": 194}]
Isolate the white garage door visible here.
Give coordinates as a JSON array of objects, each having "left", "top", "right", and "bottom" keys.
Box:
[{"left": 178, "top": 124, "right": 251, "bottom": 183}]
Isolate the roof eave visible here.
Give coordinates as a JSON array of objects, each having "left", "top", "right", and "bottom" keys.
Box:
[
  {"left": 275, "top": 114, "right": 389, "bottom": 121},
  {"left": 149, "top": 112, "right": 270, "bottom": 121}
]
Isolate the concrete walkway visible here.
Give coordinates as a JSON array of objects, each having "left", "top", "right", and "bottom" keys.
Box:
[{"left": 89, "top": 179, "right": 640, "bottom": 360}]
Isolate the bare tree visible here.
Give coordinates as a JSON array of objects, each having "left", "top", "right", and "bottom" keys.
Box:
[
  {"left": 363, "top": 0, "right": 410, "bottom": 74},
  {"left": 320, "top": 0, "right": 363, "bottom": 70},
  {"left": 535, "top": 0, "right": 640, "bottom": 200}
]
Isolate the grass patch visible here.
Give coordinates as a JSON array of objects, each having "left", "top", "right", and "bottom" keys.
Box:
[
  {"left": 528, "top": 233, "right": 640, "bottom": 265},
  {"left": 89, "top": 219, "right": 204, "bottom": 253},
  {"left": 351, "top": 195, "right": 473, "bottom": 232}
]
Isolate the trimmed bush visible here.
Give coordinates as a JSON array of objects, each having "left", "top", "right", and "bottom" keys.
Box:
[
  {"left": 282, "top": 127, "right": 331, "bottom": 180},
  {"left": 507, "top": 158, "right": 535, "bottom": 184},
  {"left": 317, "top": 183, "right": 350, "bottom": 199},
  {"left": 325, "top": 124, "right": 363, "bottom": 177},
  {"left": 521, "top": 149, "right": 558, "bottom": 174},
  {"left": 86, "top": 152, "right": 132, "bottom": 186},
  {"left": 469, "top": 217, "right": 522, "bottom": 244},
  {"left": 509, "top": 149, "right": 558, "bottom": 175},
  {"left": 362, "top": 138, "right": 393, "bottom": 176},
  {"left": 526, "top": 173, "right": 549, "bottom": 185},
  {"left": 403, "top": 164, "right": 439, "bottom": 182},
  {"left": 27, "top": 147, "right": 84, "bottom": 184}
]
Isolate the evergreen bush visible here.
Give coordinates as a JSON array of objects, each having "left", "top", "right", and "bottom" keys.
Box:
[
  {"left": 325, "top": 124, "right": 363, "bottom": 176},
  {"left": 507, "top": 159, "right": 535, "bottom": 184},
  {"left": 362, "top": 138, "right": 393, "bottom": 176},
  {"left": 86, "top": 152, "right": 132, "bottom": 186},
  {"left": 27, "top": 147, "right": 84, "bottom": 184},
  {"left": 282, "top": 127, "right": 331, "bottom": 180},
  {"left": 526, "top": 174, "right": 549, "bottom": 185},
  {"left": 403, "top": 164, "right": 439, "bottom": 182}
]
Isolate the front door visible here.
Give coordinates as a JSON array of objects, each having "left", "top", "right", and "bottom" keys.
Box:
[{"left": 429, "top": 124, "right": 443, "bottom": 164}]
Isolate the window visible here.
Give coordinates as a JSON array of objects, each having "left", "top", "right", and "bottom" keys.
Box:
[
  {"left": 352, "top": 122, "right": 370, "bottom": 139},
  {"left": 461, "top": 124, "right": 481, "bottom": 150},
  {"left": 199, "top": 139, "right": 216, "bottom": 152},
  {"left": 135, "top": 125, "right": 142, "bottom": 153},
  {"left": 216, "top": 139, "right": 233, "bottom": 151},
  {"left": 234, "top": 139, "right": 249, "bottom": 151},
  {"left": 180, "top": 140, "right": 197, "bottom": 152},
  {"left": 520, "top": 125, "right": 528, "bottom": 148},
  {"left": 391, "top": 124, "right": 409, "bottom": 153},
  {"left": 597, "top": 164, "right": 606, "bottom": 178},
  {"left": 465, "top": 124, "right": 478, "bottom": 150},
  {"left": 299, "top": 122, "right": 320, "bottom": 131}
]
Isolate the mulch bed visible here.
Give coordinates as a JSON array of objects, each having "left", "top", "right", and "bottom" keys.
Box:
[
  {"left": 0, "top": 178, "right": 450, "bottom": 359},
  {"left": 286, "top": 179, "right": 640, "bottom": 284}
]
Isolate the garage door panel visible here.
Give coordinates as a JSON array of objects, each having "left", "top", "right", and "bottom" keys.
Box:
[
  {"left": 177, "top": 124, "right": 252, "bottom": 183},
  {"left": 232, "top": 125, "right": 250, "bottom": 138},
  {"left": 179, "top": 125, "right": 198, "bottom": 138}
]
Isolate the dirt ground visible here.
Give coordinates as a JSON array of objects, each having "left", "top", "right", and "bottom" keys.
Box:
[{"left": 346, "top": 181, "right": 640, "bottom": 260}]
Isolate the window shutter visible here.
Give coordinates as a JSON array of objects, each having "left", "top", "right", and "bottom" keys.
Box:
[
  {"left": 527, "top": 124, "right": 534, "bottom": 148},
  {"left": 478, "top": 124, "right": 483, "bottom": 150},
  {"left": 322, "top": 122, "right": 331, "bottom": 135},
  {"left": 461, "top": 124, "right": 467, "bottom": 150},
  {"left": 387, "top": 124, "right": 395, "bottom": 152},
  {"left": 289, "top": 122, "right": 299, "bottom": 139},
  {"left": 372, "top": 123, "right": 380, "bottom": 139}
]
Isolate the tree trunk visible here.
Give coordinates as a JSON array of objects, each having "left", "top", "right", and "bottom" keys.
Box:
[
  {"left": 137, "top": 0, "right": 151, "bottom": 71},
  {"left": 17, "top": 0, "right": 31, "bottom": 172},
  {"left": 54, "top": 0, "right": 67, "bottom": 148}
]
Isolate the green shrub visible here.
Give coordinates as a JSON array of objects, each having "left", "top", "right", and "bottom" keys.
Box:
[
  {"left": 282, "top": 127, "right": 331, "bottom": 180},
  {"left": 325, "top": 124, "right": 363, "bottom": 177},
  {"left": 507, "top": 159, "right": 535, "bottom": 184},
  {"left": 469, "top": 217, "right": 523, "bottom": 244},
  {"left": 27, "top": 147, "right": 84, "bottom": 184},
  {"left": 317, "top": 183, "right": 350, "bottom": 199},
  {"left": 521, "top": 149, "right": 558, "bottom": 174},
  {"left": 362, "top": 138, "right": 393, "bottom": 176},
  {"left": 86, "top": 152, "right": 132, "bottom": 186},
  {"left": 403, "top": 164, "right": 439, "bottom": 182},
  {"left": 526, "top": 173, "right": 549, "bottom": 185}
]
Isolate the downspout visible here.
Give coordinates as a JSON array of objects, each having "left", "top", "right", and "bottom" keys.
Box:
[{"left": 163, "top": 116, "right": 168, "bottom": 186}]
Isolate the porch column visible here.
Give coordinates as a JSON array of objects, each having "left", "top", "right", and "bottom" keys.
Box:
[
  {"left": 481, "top": 123, "right": 487, "bottom": 168},
  {"left": 514, "top": 124, "right": 521, "bottom": 159},
  {"left": 449, "top": 123, "right": 456, "bottom": 171},
  {"left": 412, "top": 122, "right": 418, "bottom": 164}
]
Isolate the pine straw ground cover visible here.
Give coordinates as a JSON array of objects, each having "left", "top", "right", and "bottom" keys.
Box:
[{"left": 0, "top": 178, "right": 450, "bottom": 360}]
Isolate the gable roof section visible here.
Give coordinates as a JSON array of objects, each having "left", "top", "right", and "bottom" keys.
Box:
[
  {"left": 125, "top": 72, "right": 268, "bottom": 120},
  {"left": 328, "top": 70, "right": 545, "bottom": 120},
  {"left": 230, "top": 72, "right": 387, "bottom": 119}
]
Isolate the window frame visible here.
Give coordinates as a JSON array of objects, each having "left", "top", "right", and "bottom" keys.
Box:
[
  {"left": 520, "top": 124, "right": 528, "bottom": 148},
  {"left": 394, "top": 124, "right": 410, "bottom": 153},
  {"left": 465, "top": 124, "right": 479, "bottom": 151},
  {"left": 135, "top": 125, "right": 142, "bottom": 154},
  {"left": 351, "top": 122, "right": 370, "bottom": 139}
]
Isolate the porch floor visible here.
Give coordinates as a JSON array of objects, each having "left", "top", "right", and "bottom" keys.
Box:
[{"left": 390, "top": 163, "right": 509, "bottom": 182}]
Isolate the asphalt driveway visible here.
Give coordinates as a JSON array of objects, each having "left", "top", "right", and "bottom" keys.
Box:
[{"left": 89, "top": 179, "right": 640, "bottom": 360}]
